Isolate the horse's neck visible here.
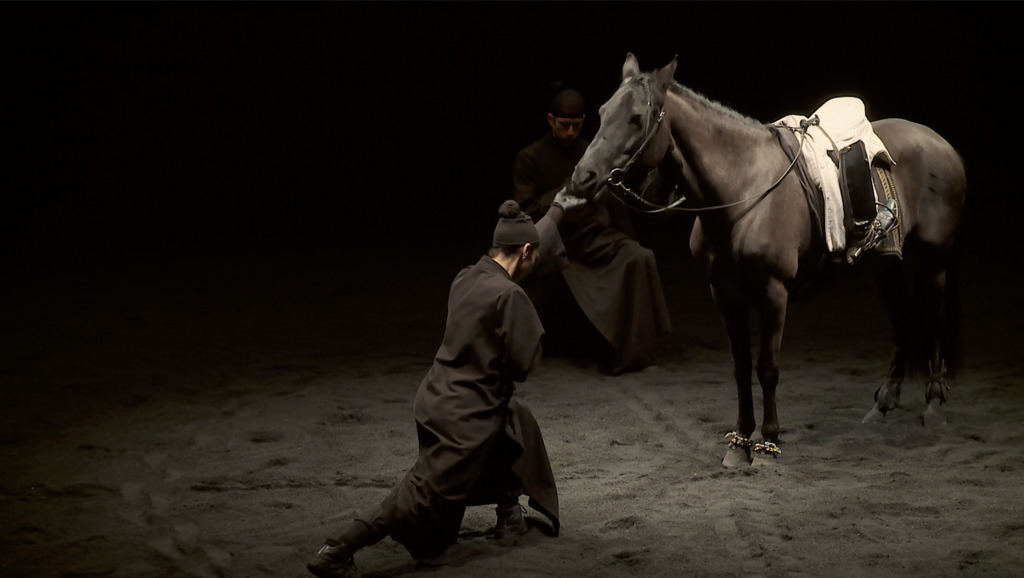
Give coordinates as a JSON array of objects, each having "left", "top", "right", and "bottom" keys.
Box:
[{"left": 666, "top": 88, "right": 776, "bottom": 212}]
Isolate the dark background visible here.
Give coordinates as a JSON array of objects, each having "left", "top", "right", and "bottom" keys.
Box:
[
  {"left": 1, "top": 7, "right": 1019, "bottom": 577},
  {"left": 2, "top": 1, "right": 1012, "bottom": 268}
]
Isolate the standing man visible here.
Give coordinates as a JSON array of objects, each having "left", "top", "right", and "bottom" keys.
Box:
[
  {"left": 306, "top": 200, "right": 567, "bottom": 578},
  {"left": 513, "top": 84, "right": 673, "bottom": 375}
]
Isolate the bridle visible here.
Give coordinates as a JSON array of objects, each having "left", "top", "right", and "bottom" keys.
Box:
[
  {"left": 605, "top": 78, "right": 815, "bottom": 214},
  {"left": 604, "top": 77, "right": 685, "bottom": 214}
]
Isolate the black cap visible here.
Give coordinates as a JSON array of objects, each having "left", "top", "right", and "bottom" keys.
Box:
[
  {"left": 549, "top": 88, "right": 585, "bottom": 118},
  {"left": 493, "top": 200, "right": 540, "bottom": 247}
]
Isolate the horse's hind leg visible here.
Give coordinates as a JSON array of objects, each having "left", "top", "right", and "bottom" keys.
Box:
[{"left": 863, "top": 260, "right": 910, "bottom": 422}]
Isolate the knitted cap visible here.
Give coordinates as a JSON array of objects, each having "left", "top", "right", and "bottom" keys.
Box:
[
  {"left": 493, "top": 200, "right": 540, "bottom": 247},
  {"left": 549, "top": 88, "right": 586, "bottom": 118}
]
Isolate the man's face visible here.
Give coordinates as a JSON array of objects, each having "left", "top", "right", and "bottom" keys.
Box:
[{"left": 548, "top": 114, "right": 584, "bottom": 145}]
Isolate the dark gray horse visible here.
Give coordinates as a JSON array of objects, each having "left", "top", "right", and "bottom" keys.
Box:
[{"left": 569, "top": 53, "right": 967, "bottom": 468}]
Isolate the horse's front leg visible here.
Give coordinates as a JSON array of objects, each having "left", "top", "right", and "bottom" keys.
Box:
[
  {"left": 756, "top": 278, "right": 788, "bottom": 454},
  {"left": 712, "top": 286, "right": 754, "bottom": 468}
]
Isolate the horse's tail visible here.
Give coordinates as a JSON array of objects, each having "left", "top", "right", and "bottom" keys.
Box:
[
  {"left": 906, "top": 137, "right": 967, "bottom": 381},
  {"left": 942, "top": 245, "right": 963, "bottom": 378},
  {"left": 903, "top": 240, "right": 964, "bottom": 380},
  {"left": 945, "top": 152, "right": 968, "bottom": 378}
]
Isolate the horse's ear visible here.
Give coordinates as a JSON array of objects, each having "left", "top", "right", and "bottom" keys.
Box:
[
  {"left": 654, "top": 55, "right": 678, "bottom": 90},
  {"left": 622, "top": 52, "right": 640, "bottom": 81}
]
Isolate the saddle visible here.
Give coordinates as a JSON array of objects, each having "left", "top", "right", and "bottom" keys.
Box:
[{"left": 772, "top": 97, "right": 903, "bottom": 259}]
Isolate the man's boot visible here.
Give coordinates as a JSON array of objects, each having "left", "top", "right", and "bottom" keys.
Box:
[
  {"left": 494, "top": 501, "right": 529, "bottom": 538},
  {"left": 306, "top": 539, "right": 356, "bottom": 578}
]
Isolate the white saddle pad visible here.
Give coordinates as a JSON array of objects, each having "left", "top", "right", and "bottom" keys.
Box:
[{"left": 772, "top": 97, "right": 895, "bottom": 252}]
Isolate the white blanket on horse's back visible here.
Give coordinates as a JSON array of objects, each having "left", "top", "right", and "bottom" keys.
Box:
[{"left": 772, "top": 97, "right": 895, "bottom": 252}]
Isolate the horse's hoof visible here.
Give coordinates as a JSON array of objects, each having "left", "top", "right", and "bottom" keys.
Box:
[
  {"left": 862, "top": 403, "right": 887, "bottom": 423},
  {"left": 752, "top": 455, "right": 781, "bottom": 471},
  {"left": 722, "top": 446, "right": 752, "bottom": 469},
  {"left": 922, "top": 399, "right": 947, "bottom": 427}
]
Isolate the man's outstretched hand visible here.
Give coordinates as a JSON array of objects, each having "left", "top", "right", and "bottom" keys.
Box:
[{"left": 552, "top": 187, "right": 588, "bottom": 211}]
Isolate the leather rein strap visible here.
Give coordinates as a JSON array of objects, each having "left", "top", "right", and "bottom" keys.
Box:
[{"left": 606, "top": 82, "right": 816, "bottom": 214}]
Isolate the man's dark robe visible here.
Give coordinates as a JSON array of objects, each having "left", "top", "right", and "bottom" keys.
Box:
[
  {"left": 514, "top": 132, "right": 673, "bottom": 375},
  {"left": 353, "top": 256, "right": 558, "bottom": 561}
]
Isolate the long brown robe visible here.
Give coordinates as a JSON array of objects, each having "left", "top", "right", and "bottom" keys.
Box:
[
  {"left": 353, "top": 256, "right": 558, "bottom": 561},
  {"left": 514, "top": 132, "right": 673, "bottom": 375}
]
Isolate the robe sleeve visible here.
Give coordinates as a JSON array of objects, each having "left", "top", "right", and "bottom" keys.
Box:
[
  {"left": 534, "top": 205, "right": 569, "bottom": 273},
  {"left": 514, "top": 149, "right": 567, "bottom": 222},
  {"left": 512, "top": 150, "right": 544, "bottom": 219},
  {"left": 497, "top": 287, "right": 544, "bottom": 383}
]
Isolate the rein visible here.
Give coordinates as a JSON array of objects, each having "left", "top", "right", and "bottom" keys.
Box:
[{"left": 606, "top": 90, "right": 818, "bottom": 214}]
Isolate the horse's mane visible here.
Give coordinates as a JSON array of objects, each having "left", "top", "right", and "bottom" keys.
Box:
[{"left": 666, "top": 80, "right": 767, "bottom": 131}]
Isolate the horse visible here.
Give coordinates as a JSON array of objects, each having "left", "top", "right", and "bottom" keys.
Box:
[{"left": 568, "top": 53, "right": 967, "bottom": 468}]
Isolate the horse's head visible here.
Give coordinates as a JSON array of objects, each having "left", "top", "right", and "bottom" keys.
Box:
[{"left": 570, "top": 53, "right": 678, "bottom": 204}]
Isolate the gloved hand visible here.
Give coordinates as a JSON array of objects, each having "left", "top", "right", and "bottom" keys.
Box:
[{"left": 552, "top": 186, "right": 588, "bottom": 211}]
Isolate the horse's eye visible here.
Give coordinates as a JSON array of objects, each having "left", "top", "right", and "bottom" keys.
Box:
[{"left": 630, "top": 115, "right": 644, "bottom": 129}]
